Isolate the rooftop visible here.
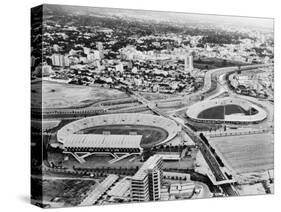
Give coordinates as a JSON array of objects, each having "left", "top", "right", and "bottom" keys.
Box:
[
  {"left": 64, "top": 134, "right": 142, "bottom": 149},
  {"left": 79, "top": 174, "right": 119, "bottom": 206},
  {"left": 131, "top": 155, "right": 162, "bottom": 180},
  {"left": 107, "top": 178, "right": 131, "bottom": 197}
]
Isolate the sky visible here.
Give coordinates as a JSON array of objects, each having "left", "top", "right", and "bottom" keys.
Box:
[{"left": 46, "top": 4, "right": 274, "bottom": 31}]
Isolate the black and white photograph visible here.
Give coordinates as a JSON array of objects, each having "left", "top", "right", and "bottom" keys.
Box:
[{"left": 30, "top": 3, "right": 275, "bottom": 208}]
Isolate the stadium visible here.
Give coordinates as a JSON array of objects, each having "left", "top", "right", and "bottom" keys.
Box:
[
  {"left": 57, "top": 113, "right": 180, "bottom": 163},
  {"left": 186, "top": 97, "right": 267, "bottom": 124}
]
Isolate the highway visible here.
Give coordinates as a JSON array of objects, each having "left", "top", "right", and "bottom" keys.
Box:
[
  {"left": 129, "top": 89, "right": 239, "bottom": 196},
  {"left": 38, "top": 63, "right": 273, "bottom": 121},
  {"left": 154, "top": 63, "right": 273, "bottom": 104}
]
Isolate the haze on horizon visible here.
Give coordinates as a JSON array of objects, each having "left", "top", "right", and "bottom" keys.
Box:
[{"left": 45, "top": 4, "right": 274, "bottom": 32}]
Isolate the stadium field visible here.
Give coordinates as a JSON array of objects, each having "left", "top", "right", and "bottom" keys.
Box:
[
  {"left": 198, "top": 104, "right": 257, "bottom": 120},
  {"left": 77, "top": 124, "right": 168, "bottom": 148},
  {"left": 209, "top": 133, "right": 274, "bottom": 174}
]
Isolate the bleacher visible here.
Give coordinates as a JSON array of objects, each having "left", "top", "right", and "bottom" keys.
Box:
[
  {"left": 186, "top": 97, "right": 267, "bottom": 124},
  {"left": 57, "top": 113, "right": 180, "bottom": 146},
  {"left": 64, "top": 134, "right": 142, "bottom": 151}
]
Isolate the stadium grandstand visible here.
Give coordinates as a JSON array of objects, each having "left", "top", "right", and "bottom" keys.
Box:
[
  {"left": 64, "top": 134, "right": 142, "bottom": 153},
  {"left": 57, "top": 113, "right": 180, "bottom": 145},
  {"left": 57, "top": 113, "right": 180, "bottom": 163},
  {"left": 63, "top": 134, "right": 143, "bottom": 163}
]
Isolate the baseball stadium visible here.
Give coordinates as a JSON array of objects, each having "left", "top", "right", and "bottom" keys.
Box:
[
  {"left": 57, "top": 113, "right": 180, "bottom": 163},
  {"left": 186, "top": 97, "right": 267, "bottom": 124}
]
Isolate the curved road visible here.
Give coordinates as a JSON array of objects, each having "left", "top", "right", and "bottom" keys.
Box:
[{"left": 168, "top": 63, "right": 273, "bottom": 127}]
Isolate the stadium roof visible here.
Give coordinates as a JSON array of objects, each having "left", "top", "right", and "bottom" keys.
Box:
[{"left": 64, "top": 134, "right": 142, "bottom": 149}]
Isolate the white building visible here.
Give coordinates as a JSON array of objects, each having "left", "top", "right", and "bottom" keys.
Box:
[
  {"left": 51, "top": 54, "right": 69, "bottom": 67},
  {"left": 34, "top": 64, "right": 54, "bottom": 77},
  {"left": 94, "top": 50, "right": 101, "bottom": 60},
  {"left": 131, "top": 155, "right": 163, "bottom": 202},
  {"left": 53, "top": 44, "right": 60, "bottom": 52},
  {"left": 131, "top": 67, "right": 138, "bottom": 74},
  {"left": 184, "top": 54, "right": 194, "bottom": 73},
  {"left": 115, "top": 63, "right": 124, "bottom": 73},
  {"left": 83, "top": 47, "right": 90, "bottom": 55}
]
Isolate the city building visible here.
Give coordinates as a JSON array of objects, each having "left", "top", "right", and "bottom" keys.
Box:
[
  {"left": 115, "top": 63, "right": 124, "bottom": 72},
  {"left": 53, "top": 44, "right": 60, "bottom": 52},
  {"left": 96, "top": 42, "right": 104, "bottom": 59},
  {"left": 83, "top": 47, "right": 91, "bottom": 55},
  {"left": 51, "top": 54, "right": 70, "bottom": 67},
  {"left": 87, "top": 50, "right": 101, "bottom": 62},
  {"left": 41, "top": 64, "right": 54, "bottom": 76},
  {"left": 184, "top": 54, "right": 194, "bottom": 72},
  {"left": 33, "top": 63, "right": 54, "bottom": 77},
  {"left": 96, "top": 42, "right": 103, "bottom": 51},
  {"left": 169, "top": 182, "right": 195, "bottom": 198},
  {"left": 79, "top": 174, "right": 119, "bottom": 206},
  {"left": 131, "top": 155, "right": 163, "bottom": 202},
  {"left": 107, "top": 178, "right": 131, "bottom": 201}
]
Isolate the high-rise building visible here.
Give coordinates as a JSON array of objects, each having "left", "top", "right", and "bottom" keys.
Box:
[
  {"left": 115, "top": 63, "right": 124, "bottom": 73},
  {"left": 51, "top": 54, "right": 69, "bottom": 67},
  {"left": 87, "top": 53, "right": 95, "bottom": 63},
  {"left": 184, "top": 54, "right": 193, "bottom": 72},
  {"left": 83, "top": 47, "right": 90, "bottom": 55},
  {"left": 96, "top": 42, "right": 103, "bottom": 51},
  {"left": 96, "top": 42, "right": 104, "bottom": 59},
  {"left": 131, "top": 155, "right": 163, "bottom": 202},
  {"left": 87, "top": 50, "right": 101, "bottom": 63},
  {"left": 93, "top": 50, "right": 101, "bottom": 60}
]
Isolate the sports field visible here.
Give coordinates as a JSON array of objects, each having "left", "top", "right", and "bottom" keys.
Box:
[
  {"left": 78, "top": 124, "right": 168, "bottom": 148},
  {"left": 32, "top": 80, "right": 128, "bottom": 108},
  {"left": 209, "top": 133, "right": 274, "bottom": 174},
  {"left": 32, "top": 177, "right": 97, "bottom": 207},
  {"left": 197, "top": 104, "right": 257, "bottom": 120}
]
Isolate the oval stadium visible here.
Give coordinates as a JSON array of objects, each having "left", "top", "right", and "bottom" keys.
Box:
[
  {"left": 186, "top": 97, "right": 267, "bottom": 124},
  {"left": 57, "top": 113, "right": 180, "bottom": 149}
]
